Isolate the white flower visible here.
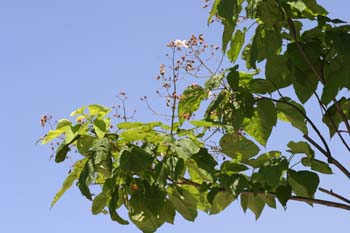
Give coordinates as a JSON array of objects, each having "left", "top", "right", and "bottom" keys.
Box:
[{"left": 174, "top": 39, "right": 189, "bottom": 48}]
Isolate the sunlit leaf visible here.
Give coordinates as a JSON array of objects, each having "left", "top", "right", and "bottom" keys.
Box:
[
  {"left": 220, "top": 134, "right": 259, "bottom": 160},
  {"left": 50, "top": 159, "right": 86, "bottom": 208}
]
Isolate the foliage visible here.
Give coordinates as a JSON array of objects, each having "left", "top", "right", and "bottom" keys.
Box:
[{"left": 41, "top": 0, "right": 350, "bottom": 232}]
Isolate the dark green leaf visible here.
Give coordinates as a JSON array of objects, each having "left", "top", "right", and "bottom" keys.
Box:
[
  {"left": 265, "top": 55, "right": 292, "bottom": 89},
  {"left": 119, "top": 147, "right": 153, "bottom": 173},
  {"left": 249, "top": 25, "right": 282, "bottom": 68},
  {"left": 109, "top": 188, "right": 129, "bottom": 225},
  {"left": 288, "top": 170, "right": 320, "bottom": 198},
  {"left": 77, "top": 159, "right": 95, "bottom": 200},
  {"left": 55, "top": 143, "right": 70, "bottom": 163},
  {"left": 77, "top": 136, "right": 94, "bottom": 155},
  {"left": 210, "top": 191, "right": 235, "bottom": 215},
  {"left": 257, "top": 159, "right": 288, "bottom": 188},
  {"left": 276, "top": 185, "right": 292, "bottom": 207},
  {"left": 226, "top": 65, "right": 239, "bottom": 90},
  {"left": 249, "top": 79, "right": 276, "bottom": 94},
  {"left": 322, "top": 98, "right": 350, "bottom": 137}
]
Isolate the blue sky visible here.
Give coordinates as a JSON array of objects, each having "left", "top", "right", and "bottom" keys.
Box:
[{"left": 1, "top": 0, "right": 349, "bottom": 232}]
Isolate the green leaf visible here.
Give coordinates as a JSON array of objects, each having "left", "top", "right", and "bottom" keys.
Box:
[
  {"left": 205, "top": 73, "right": 225, "bottom": 90},
  {"left": 245, "top": 151, "right": 281, "bottom": 168},
  {"left": 77, "top": 159, "right": 95, "bottom": 200},
  {"left": 42, "top": 128, "right": 66, "bottom": 144},
  {"left": 288, "top": 170, "right": 320, "bottom": 198},
  {"left": 240, "top": 193, "right": 265, "bottom": 220},
  {"left": 117, "top": 121, "right": 162, "bottom": 129},
  {"left": 291, "top": 68, "right": 318, "bottom": 104},
  {"left": 189, "top": 120, "right": 222, "bottom": 128},
  {"left": 256, "top": 159, "right": 288, "bottom": 188},
  {"left": 93, "top": 118, "right": 107, "bottom": 139},
  {"left": 276, "top": 98, "right": 308, "bottom": 134},
  {"left": 191, "top": 148, "right": 218, "bottom": 176},
  {"left": 249, "top": 79, "right": 276, "bottom": 94},
  {"left": 276, "top": 185, "right": 292, "bottom": 207},
  {"left": 287, "top": 141, "right": 314, "bottom": 158},
  {"left": 249, "top": 25, "right": 282, "bottom": 68},
  {"left": 220, "top": 134, "right": 259, "bottom": 160},
  {"left": 227, "top": 29, "right": 245, "bottom": 63},
  {"left": 93, "top": 138, "right": 111, "bottom": 164},
  {"left": 208, "top": 0, "right": 220, "bottom": 24},
  {"left": 287, "top": 42, "right": 322, "bottom": 103},
  {"left": 243, "top": 99, "right": 276, "bottom": 146},
  {"left": 257, "top": 1, "right": 284, "bottom": 27},
  {"left": 109, "top": 188, "right": 129, "bottom": 225},
  {"left": 77, "top": 135, "right": 94, "bottom": 155},
  {"left": 168, "top": 186, "right": 198, "bottom": 221},
  {"left": 92, "top": 193, "right": 109, "bottom": 215},
  {"left": 217, "top": 0, "right": 241, "bottom": 52},
  {"left": 303, "top": 158, "right": 333, "bottom": 174},
  {"left": 226, "top": 65, "right": 240, "bottom": 90},
  {"left": 187, "top": 148, "right": 217, "bottom": 183},
  {"left": 119, "top": 147, "right": 154, "bottom": 173},
  {"left": 210, "top": 191, "right": 235, "bottom": 215},
  {"left": 70, "top": 106, "right": 86, "bottom": 116},
  {"left": 55, "top": 143, "right": 70, "bottom": 163},
  {"left": 259, "top": 194, "right": 276, "bottom": 209},
  {"left": 322, "top": 98, "right": 350, "bottom": 137},
  {"left": 172, "top": 138, "right": 200, "bottom": 160},
  {"left": 221, "top": 161, "right": 249, "bottom": 174},
  {"left": 50, "top": 159, "right": 86, "bottom": 208},
  {"left": 56, "top": 119, "right": 72, "bottom": 129},
  {"left": 265, "top": 55, "right": 292, "bottom": 90},
  {"left": 178, "top": 85, "right": 206, "bottom": 125},
  {"left": 88, "top": 104, "right": 110, "bottom": 118},
  {"left": 160, "top": 199, "right": 176, "bottom": 224}
]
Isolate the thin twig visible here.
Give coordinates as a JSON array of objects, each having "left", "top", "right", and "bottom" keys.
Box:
[
  {"left": 314, "top": 92, "right": 350, "bottom": 152},
  {"left": 258, "top": 95, "right": 350, "bottom": 179},
  {"left": 319, "top": 187, "right": 350, "bottom": 205},
  {"left": 170, "top": 48, "right": 177, "bottom": 137},
  {"left": 191, "top": 47, "right": 214, "bottom": 75}
]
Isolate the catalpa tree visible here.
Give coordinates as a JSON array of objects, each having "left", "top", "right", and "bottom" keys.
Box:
[{"left": 41, "top": 0, "right": 350, "bottom": 232}]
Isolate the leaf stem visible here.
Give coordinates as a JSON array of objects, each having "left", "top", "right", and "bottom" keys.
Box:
[{"left": 170, "top": 48, "right": 177, "bottom": 137}]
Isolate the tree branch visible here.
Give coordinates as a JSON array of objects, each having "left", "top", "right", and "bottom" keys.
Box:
[
  {"left": 319, "top": 187, "right": 350, "bottom": 205},
  {"left": 313, "top": 92, "right": 350, "bottom": 152},
  {"left": 258, "top": 95, "right": 350, "bottom": 179}
]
